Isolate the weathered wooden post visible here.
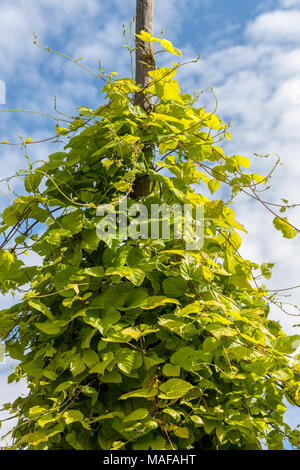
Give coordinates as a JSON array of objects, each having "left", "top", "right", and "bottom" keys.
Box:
[
  {"left": 131, "top": 0, "right": 154, "bottom": 199},
  {"left": 134, "top": 0, "right": 154, "bottom": 109}
]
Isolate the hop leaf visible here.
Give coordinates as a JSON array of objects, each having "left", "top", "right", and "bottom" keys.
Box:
[{"left": 273, "top": 216, "right": 297, "bottom": 239}]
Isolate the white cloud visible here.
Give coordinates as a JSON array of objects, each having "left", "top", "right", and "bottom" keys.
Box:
[
  {"left": 246, "top": 9, "right": 300, "bottom": 43},
  {"left": 280, "top": 0, "right": 300, "bottom": 7}
]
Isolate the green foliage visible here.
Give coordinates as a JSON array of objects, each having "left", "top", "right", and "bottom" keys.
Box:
[
  {"left": 0, "top": 33, "right": 299, "bottom": 451},
  {"left": 273, "top": 216, "right": 297, "bottom": 239}
]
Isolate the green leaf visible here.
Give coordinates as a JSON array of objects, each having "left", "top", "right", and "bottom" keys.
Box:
[
  {"left": 273, "top": 217, "right": 297, "bottom": 239},
  {"left": 207, "top": 324, "right": 236, "bottom": 339},
  {"left": 174, "top": 427, "right": 189, "bottom": 438},
  {"left": 0, "top": 342, "right": 4, "bottom": 364},
  {"left": 136, "top": 30, "right": 154, "bottom": 43},
  {"left": 101, "top": 371, "right": 122, "bottom": 383},
  {"left": 117, "top": 349, "right": 140, "bottom": 374},
  {"left": 80, "top": 229, "right": 100, "bottom": 252},
  {"left": 208, "top": 179, "right": 220, "bottom": 194},
  {"left": 123, "top": 408, "right": 149, "bottom": 423},
  {"left": 81, "top": 328, "right": 97, "bottom": 349},
  {"left": 34, "top": 320, "right": 66, "bottom": 335},
  {"left": 89, "top": 351, "right": 114, "bottom": 374},
  {"left": 191, "top": 415, "right": 204, "bottom": 425},
  {"left": 66, "top": 431, "right": 84, "bottom": 450},
  {"left": 234, "top": 155, "right": 250, "bottom": 169},
  {"left": 54, "top": 381, "right": 74, "bottom": 394},
  {"left": 159, "top": 39, "right": 182, "bottom": 56},
  {"left": 43, "top": 369, "right": 57, "bottom": 380},
  {"left": 163, "top": 276, "right": 188, "bottom": 297},
  {"left": 127, "top": 247, "right": 145, "bottom": 268},
  {"left": 70, "top": 354, "right": 86, "bottom": 376},
  {"left": 29, "top": 406, "right": 48, "bottom": 418},
  {"left": 59, "top": 211, "right": 83, "bottom": 235},
  {"left": 105, "top": 267, "right": 145, "bottom": 286},
  {"left": 16, "top": 423, "right": 64, "bottom": 446},
  {"left": 143, "top": 352, "right": 164, "bottom": 369},
  {"left": 266, "top": 430, "right": 284, "bottom": 450},
  {"left": 162, "top": 407, "right": 181, "bottom": 421},
  {"left": 260, "top": 262, "right": 275, "bottom": 280},
  {"left": 136, "top": 32, "right": 182, "bottom": 56},
  {"left": 120, "top": 327, "right": 141, "bottom": 341},
  {"left": 176, "top": 301, "right": 202, "bottom": 317},
  {"left": 274, "top": 335, "right": 300, "bottom": 354},
  {"left": 271, "top": 369, "right": 293, "bottom": 381},
  {"left": 82, "top": 349, "right": 99, "bottom": 368},
  {"left": 170, "top": 347, "right": 211, "bottom": 371},
  {"left": 180, "top": 254, "right": 203, "bottom": 282},
  {"left": 24, "top": 173, "right": 43, "bottom": 192},
  {"left": 120, "top": 388, "right": 157, "bottom": 400},
  {"left": 162, "top": 363, "right": 181, "bottom": 377},
  {"left": 28, "top": 299, "right": 54, "bottom": 320},
  {"left": 37, "top": 414, "right": 58, "bottom": 428},
  {"left": 140, "top": 296, "right": 180, "bottom": 310},
  {"left": 202, "top": 337, "right": 219, "bottom": 353},
  {"left": 150, "top": 435, "right": 167, "bottom": 450},
  {"left": 83, "top": 266, "right": 105, "bottom": 277},
  {"left": 63, "top": 410, "right": 84, "bottom": 424},
  {"left": 78, "top": 106, "right": 95, "bottom": 116},
  {"left": 158, "top": 379, "right": 194, "bottom": 399}
]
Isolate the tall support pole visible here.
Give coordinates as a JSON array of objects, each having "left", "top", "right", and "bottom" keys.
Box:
[
  {"left": 131, "top": 0, "right": 155, "bottom": 200},
  {"left": 134, "top": 0, "right": 154, "bottom": 109}
]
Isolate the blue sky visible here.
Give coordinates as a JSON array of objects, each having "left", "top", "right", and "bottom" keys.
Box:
[{"left": 0, "top": 0, "right": 299, "bottom": 448}]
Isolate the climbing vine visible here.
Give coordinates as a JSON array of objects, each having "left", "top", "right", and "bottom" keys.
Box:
[{"left": 0, "top": 31, "right": 299, "bottom": 450}]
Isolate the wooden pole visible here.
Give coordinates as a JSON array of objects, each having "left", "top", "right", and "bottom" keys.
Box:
[
  {"left": 134, "top": 0, "right": 154, "bottom": 109},
  {"left": 131, "top": 0, "right": 155, "bottom": 200}
]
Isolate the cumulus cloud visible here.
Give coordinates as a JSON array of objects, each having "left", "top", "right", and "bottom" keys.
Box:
[
  {"left": 246, "top": 9, "right": 300, "bottom": 43},
  {"left": 280, "top": 0, "right": 300, "bottom": 7}
]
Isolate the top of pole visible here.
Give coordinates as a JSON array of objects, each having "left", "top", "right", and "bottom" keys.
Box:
[{"left": 134, "top": 0, "right": 154, "bottom": 109}]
